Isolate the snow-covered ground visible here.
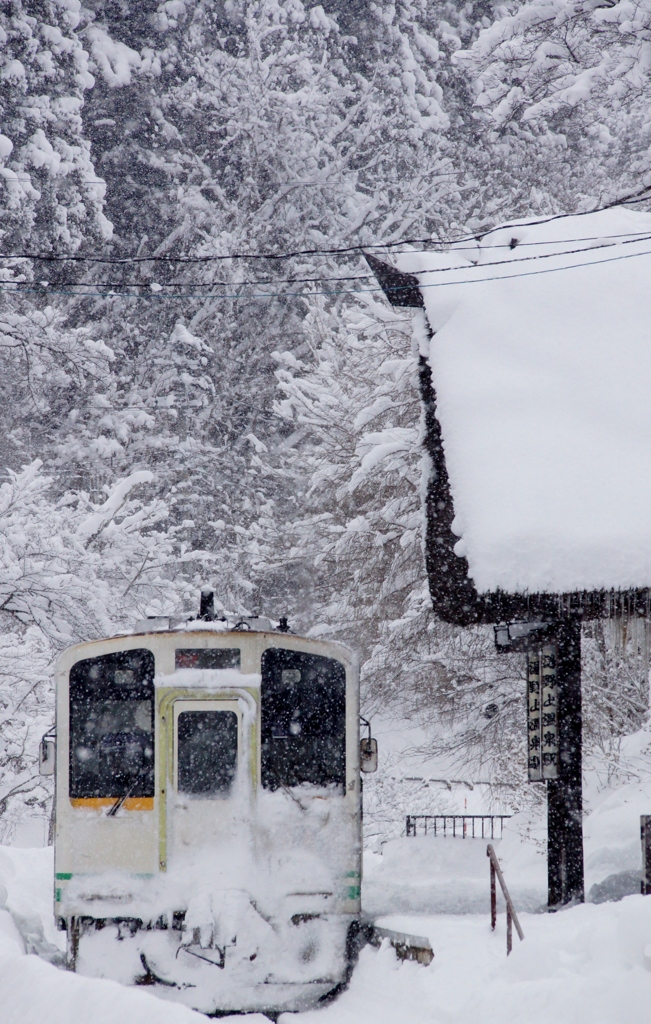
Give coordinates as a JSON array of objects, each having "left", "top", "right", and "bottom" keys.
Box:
[
  {"left": 3, "top": 775, "right": 651, "bottom": 1022},
  {"left": 307, "top": 899, "right": 651, "bottom": 1024}
]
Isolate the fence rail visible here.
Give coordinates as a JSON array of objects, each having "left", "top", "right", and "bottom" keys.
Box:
[{"left": 405, "top": 814, "right": 512, "bottom": 839}]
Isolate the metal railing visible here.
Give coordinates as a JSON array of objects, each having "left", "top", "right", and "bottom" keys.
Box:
[
  {"left": 487, "top": 843, "right": 524, "bottom": 955},
  {"left": 405, "top": 814, "right": 512, "bottom": 839}
]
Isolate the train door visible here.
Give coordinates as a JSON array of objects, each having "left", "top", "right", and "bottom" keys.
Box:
[{"left": 166, "top": 697, "right": 245, "bottom": 860}]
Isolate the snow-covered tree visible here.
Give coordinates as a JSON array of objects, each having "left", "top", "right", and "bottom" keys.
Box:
[
  {"left": 456, "top": 0, "right": 651, "bottom": 215},
  {"left": 0, "top": 459, "right": 207, "bottom": 840},
  {"left": 0, "top": 0, "right": 110, "bottom": 265},
  {"left": 267, "top": 293, "right": 422, "bottom": 643},
  {"left": 0, "top": 625, "right": 53, "bottom": 843},
  {"left": 0, "top": 300, "right": 115, "bottom": 472},
  {"left": 29, "top": 0, "right": 464, "bottom": 613}
]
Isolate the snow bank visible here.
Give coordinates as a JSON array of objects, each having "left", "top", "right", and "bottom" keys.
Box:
[
  {"left": 1, "top": 953, "right": 210, "bottom": 1024},
  {"left": 363, "top": 831, "right": 546, "bottom": 916},
  {"left": 0, "top": 920, "right": 269, "bottom": 1024},
  {"left": 397, "top": 209, "right": 651, "bottom": 593},
  {"left": 363, "top": 770, "right": 651, "bottom": 916},
  {"left": 4, "top": 762, "right": 651, "bottom": 1023},
  {"left": 289, "top": 899, "right": 651, "bottom": 1024},
  {"left": 583, "top": 776, "right": 651, "bottom": 892},
  {"left": 2, "top": 781, "right": 651, "bottom": 1024},
  {"left": 0, "top": 844, "right": 269, "bottom": 1024},
  {"left": 0, "top": 845, "right": 61, "bottom": 949}
]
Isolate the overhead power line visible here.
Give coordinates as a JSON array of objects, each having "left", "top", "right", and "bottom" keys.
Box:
[
  {"left": 30, "top": 272, "right": 374, "bottom": 289},
  {"left": 1, "top": 183, "right": 650, "bottom": 265},
  {"left": 2, "top": 180, "right": 650, "bottom": 269},
  {"left": 3, "top": 241, "right": 651, "bottom": 301},
  {"left": 3, "top": 219, "right": 651, "bottom": 267},
  {"left": 7, "top": 231, "right": 651, "bottom": 291},
  {"left": 1, "top": 185, "right": 650, "bottom": 284},
  {"left": 414, "top": 232, "right": 651, "bottom": 274}
]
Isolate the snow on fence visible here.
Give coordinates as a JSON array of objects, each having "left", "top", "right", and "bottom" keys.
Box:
[{"left": 405, "top": 814, "right": 511, "bottom": 839}]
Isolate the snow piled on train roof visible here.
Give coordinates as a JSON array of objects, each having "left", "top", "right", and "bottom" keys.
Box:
[{"left": 397, "top": 208, "right": 651, "bottom": 595}]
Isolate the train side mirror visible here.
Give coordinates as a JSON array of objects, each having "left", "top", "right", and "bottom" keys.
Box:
[
  {"left": 39, "top": 734, "right": 55, "bottom": 776},
  {"left": 360, "top": 737, "right": 378, "bottom": 773}
]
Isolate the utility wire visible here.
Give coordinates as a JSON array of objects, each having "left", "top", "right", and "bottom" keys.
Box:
[
  {"left": 414, "top": 231, "right": 651, "bottom": 275},
  {"left": 3, "top": 219, "right": 651, "bottom": 266},
  {"left": 1, "top": 186, "right": 650, "bottom": 270},
  {"left": 12, "top": 231, "right": 651, "bottom": 290},
  {"left": 2, "top": 181, "right": 650, "bottom": 267},
  {"left": 29, "top": 273, "right": 374, "bottom": 288},
  {"left": 3, "top": 241, "right": 651, "bottom": 301}
]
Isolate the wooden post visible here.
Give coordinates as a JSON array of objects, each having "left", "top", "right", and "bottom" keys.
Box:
[
  {"left": 487, "top": 844, "right": 524, "bottom": 955},
  {"left": 68, "top": 916, "right": 80, "bottom": 970},
  {"left": 641, "top": 815, "right": 651, "bottom": 894},
  {"left": 547, "top": 618, "right": 585, "bottom": 908},
  {"left": 490, "top": 857, "right": 496, "bottom": 931}
]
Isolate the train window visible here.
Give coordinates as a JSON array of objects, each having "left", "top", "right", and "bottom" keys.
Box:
[
  {"left": 261, "top": 649, "right": 346, "bottom": 792},
  {"left": 69, "top": 650, "right": 155, "bottom": 799},
  {"left": 177, "top": 711, "right": 238, "bottom": 796},
  {"left": 175, "top": 649, "right": 240, "bottom": 670}
]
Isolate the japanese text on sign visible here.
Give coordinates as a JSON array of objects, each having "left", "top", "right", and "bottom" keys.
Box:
[{"left": 527, "top": 644, "right": 558, "bottom": 781}]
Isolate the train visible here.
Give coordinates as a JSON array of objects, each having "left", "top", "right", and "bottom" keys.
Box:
[{"left": 40, "top": 598, "right": 378, "bottom": 1015}]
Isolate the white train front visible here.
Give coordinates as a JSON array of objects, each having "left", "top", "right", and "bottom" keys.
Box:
[{"left": 44, "top": 614, "right": 376, "bottom": 1014}]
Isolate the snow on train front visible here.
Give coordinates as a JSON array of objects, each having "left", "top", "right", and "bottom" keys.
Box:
[{"left": 48, "top": 618, "right": 370, "bottom": 1013}]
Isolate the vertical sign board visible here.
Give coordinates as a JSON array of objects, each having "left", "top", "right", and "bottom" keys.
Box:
[
  {"left": 527, "top": 644, "right": 559, "bottom": 782},
  {"left": 540, "top": 644, "right": 559, "bottom": 779},
  {"left": 527, "top": 652, "right": 542, "bottom": 781},
  {"left": 641, "top": 815, "right": 651, "bottom": 895}
]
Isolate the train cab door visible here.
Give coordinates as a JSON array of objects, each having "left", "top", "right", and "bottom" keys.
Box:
[{"left": 166, "top": 697, "right": 245, "bottom": 860}]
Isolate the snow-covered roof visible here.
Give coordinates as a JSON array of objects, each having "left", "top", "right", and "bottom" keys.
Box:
[{"left": 397, "top": 209, "right": 651, "bottom": 595}]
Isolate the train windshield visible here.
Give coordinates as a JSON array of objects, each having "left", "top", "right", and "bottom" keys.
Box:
[
  {"left": 177, "top": 710, "right": 238, "bottom": 796},
  {"left": 261, "top": 648, "right": 346, "bottom": 792},
  {"left": 69, "top": 649, "right": 155, "bottom": 799}
]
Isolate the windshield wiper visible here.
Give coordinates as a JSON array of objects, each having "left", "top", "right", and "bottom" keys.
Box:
[
  {"left": 267, "top": 763, "right": 308, "bottom": 812},
  {"left": 107, "top": 773, "right": 141, "bottom": 817}
]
